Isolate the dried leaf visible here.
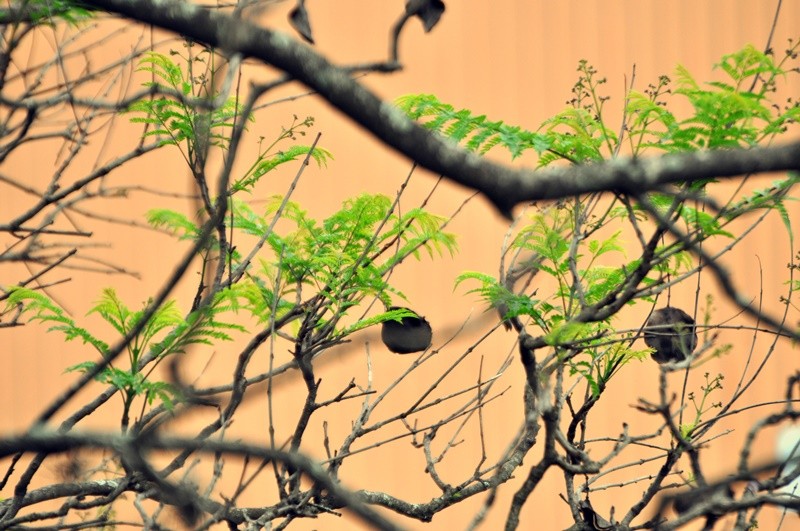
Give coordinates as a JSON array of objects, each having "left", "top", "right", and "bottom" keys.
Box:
[
  {"left": 289, "top": 0, "right": 314, "bottom": 44},
  {"left": 405, "top": 0, "right": 445, "bottom": 32}
]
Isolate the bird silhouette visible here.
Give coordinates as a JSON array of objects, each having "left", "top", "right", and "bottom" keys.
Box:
[
  {"left": 644, "top": 306, "right": 698, "bottom": 363},
  {"left": 381, "top": 306, "right": 432, "bottom": 354}
]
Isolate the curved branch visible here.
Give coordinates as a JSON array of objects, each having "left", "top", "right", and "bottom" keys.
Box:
[
  {"left": 0, "top": 431, "right": 405, "bottom": 531},
  {"left": 79, "top": 0, "right": 800, "bottom": 217}
]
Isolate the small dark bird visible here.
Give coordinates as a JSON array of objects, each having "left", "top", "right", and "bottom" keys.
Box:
[
  {"left": 644, "top": 306, "right": 698, "bottom": 363},
  {"left": 380, "top": 306, "right": 432, "bottom": 354}
]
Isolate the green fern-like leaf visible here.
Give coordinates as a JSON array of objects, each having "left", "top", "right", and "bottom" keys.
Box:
[
  {"left": 128, "top": 52, "right": 250, "bottom": 152},
  {"left": 233, "top": 191, "right": 458, "bottom": 332},
  {"left": 136, "top": 52, "right": 186, "bottom": 91},
  {"left": 338, "top": 307, "right": 419, "bottom": 337},
  {"left": 396, "top": 93, "right": 551, "bottom": 159},
  {"left": 17, "top": 0, "right": 95, "bottom": 26},
  {"left": 587, "top": 231, "right": 625, "bottom": 259},
  {"left": 544, "top": 321, "right": 593, "bottom": 346},
  {"left": 540, "top": 107, "right": 616, "bottom": 163},
  {"left": 636, "top": 46, "right": 796, "bottom": 153},
  {"left": 146, "top": 209, "right": 201, "bottom": 240},
  {"left": 454, "top": 272, "right": 543, "bottom": 324},
  {"left": 724, "top": 173, "right": 799, "bottom": 245},
  {"left": 232, "top": 145, "right": 333, "bottom": 193},
  {"left": 141, "top": 380, "right": 180, "bottom": 409},
  {"left": 87, "top": 288, "right": 135, "bottom": 337},
  {"left": 4, "top": 287, "right": 109, "bottom": 354},
  {"left": 715, "top": 44, "right": 782, "bottom": 89},
  {"left": 381, "top": 208, "right": 458, "bottom": 266},
  {"left": 512, "top": 210, "right": 571, "bottom": 272},
  {"left": 148, "top": 293, "right": 246, "bottom": 358}
]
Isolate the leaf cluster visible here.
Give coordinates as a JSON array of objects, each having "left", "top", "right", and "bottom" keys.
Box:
[
  {"left": 127, "top": 51, "right": 249, "bottom": 152},
  {"left": 4, "top": 43, "right": 461, "bottom": 430},
  {"left": 395, "top": 93, "right": 551, "bottom": 160},
  {"left": 230, "top": 193, "right": 457, "bottom": 330},
  {"left": 398, "top": 44, "right": 800, "bottom": 168},
  {"left": 4, "top": 287, "right": 244, "bottom": 416},
  {"left": 3, "top": 0, "right": 95, "bottom": 25},
  {"left": 437, "top": 43, "right": 800, "bottom": 394},
  {"left": 628, "top": 44, "right": 800, "bottom": 153},
  {"left": 231, "top": 115, "right": 334, "bottom": 194}
]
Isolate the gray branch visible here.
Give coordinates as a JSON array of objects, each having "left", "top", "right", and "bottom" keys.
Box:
[{"left": 79, "top": 0, "right": 800, "bottom": 217}]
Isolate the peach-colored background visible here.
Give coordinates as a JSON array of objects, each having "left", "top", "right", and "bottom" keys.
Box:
[{"left": 2, "top": 1, "right": 800, "bottom": 529}]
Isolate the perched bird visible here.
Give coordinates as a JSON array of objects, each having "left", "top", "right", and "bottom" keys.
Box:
[
  {"left": 380, "top": 306, "right": 432, "bottom": 354},
  {"left": 644, "top": 306, "right": 698, "bottom": 363}
]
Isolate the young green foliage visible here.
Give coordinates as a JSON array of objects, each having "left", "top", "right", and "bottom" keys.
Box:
[
  {"left": 628, "top": 43, "right": 800, "bottom": 153},
  {"left": 395, "top": 93, "right": 552, "bottom": 160},
  {"left": 231, "top": 116, "right": 334, "bottom": 194},
  {"left": 10, "top": 0, "right": 95, "bottom": 25},
  {"left": 127, "top": 50, "right": 249, "bottom": 151},
  {"left": 226, "top": 193, "right": 457, "bottom": 331},
  {"left": 413, "top": 43, "right": 800, "bottom": 396},
  {"left": 4, "top": 286, "right": 244, "bottom": 420}
]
